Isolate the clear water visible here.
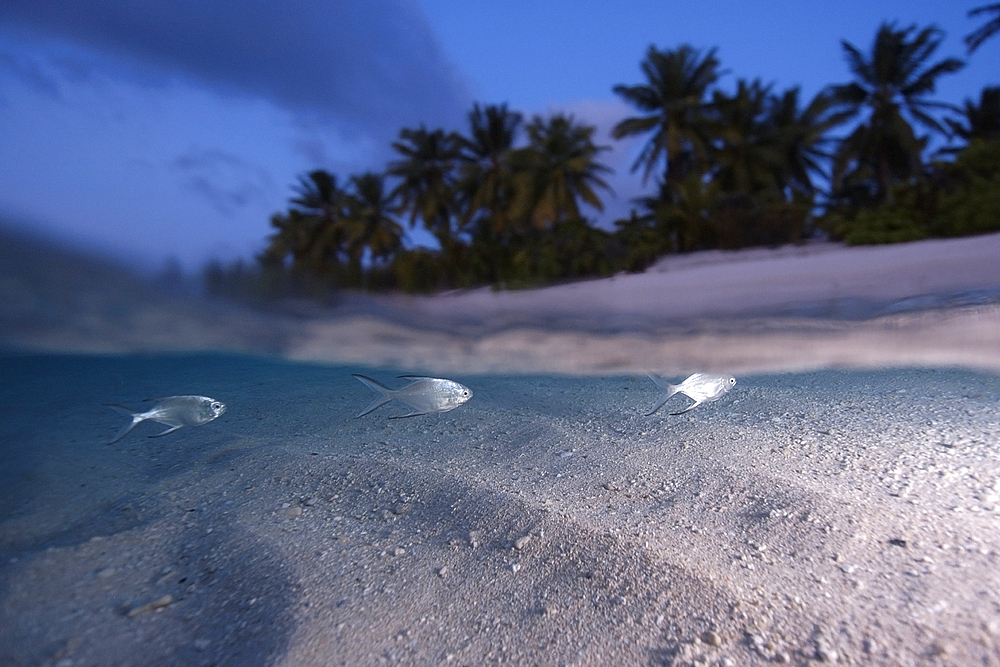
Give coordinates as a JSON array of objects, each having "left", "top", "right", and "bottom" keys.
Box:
[{"left": 2, "top": 351, "right": 999, "bottom": 664}]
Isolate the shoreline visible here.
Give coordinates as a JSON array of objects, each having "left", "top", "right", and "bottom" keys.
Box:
[{"left": 2, "top": 230, "right": 1000, "bottom": 375}]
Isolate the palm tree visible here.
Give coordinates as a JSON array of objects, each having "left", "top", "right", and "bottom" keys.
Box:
[
  {"left": 828, "top": 22, "right": 964, "bottom": 203},
  {"left": 290, "top": 169, "right": 342, "bottom": 215},
  {"left": 260, "top": 211, "right": 305, "bottom": 269},
  {"left": 611, "top": 44, "right": 722, "bottom": 198},
  {"left": 966, "top": 3, "right": 1000, "bottom": 53},
  {"left": 387, "top": 126, "right": 463, "bottom": 249},
  {"left": 458, "top": 103, "right": 523, "bottom": 237},
  {"left": 262, "top": 170, "right": 350, "bottom": 275},
  {"left": 765, "top": 87, "right": 848, "bottom": 201},
  {"left": 947, "top": 86, "right": 1000, "bottom": 142},
  {"left": 509, "top": 113, "right": 613, "bottom": 230},
  {"left": 632, "top": 173, "right": 716, "bottom": 253},
  {"left": 342, "top": 172, "right": 404, "bottom": 284},
  {"left": 708, "top": 78, "right": 782, "bottom": 196}
]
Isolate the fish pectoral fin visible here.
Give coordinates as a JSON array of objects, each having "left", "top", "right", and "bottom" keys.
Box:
[
  {"left": 149, "top": 424, "right": 184, "bottom": 438},
  {"left": 389, "top": 410, "right": 428, "bottom": 419},
  {"left": 670, "top": 400, "right": 703, "bottom": 416}
]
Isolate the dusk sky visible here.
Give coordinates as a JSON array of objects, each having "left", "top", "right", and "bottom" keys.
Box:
[{"left": 1, "top": 1, "right": 995, "bottom": 271}]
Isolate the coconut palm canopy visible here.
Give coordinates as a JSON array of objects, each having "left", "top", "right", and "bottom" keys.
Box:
[
  {"left": 1, "top": 3, "right": 995, "bottom": 276},
  {"left": 247, "top": 17, "right": 1000, "bottom": 294}
]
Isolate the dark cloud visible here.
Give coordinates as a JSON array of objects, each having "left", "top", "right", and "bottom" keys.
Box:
[
  {"left": 1, "top": 0, "right": 471, "bottom": 137},
  {"left": 172, "top": 147, "right": 274, "bottom": 217},
  {"left": 0, "top": 49, "right": 62, "bottom": 100}
]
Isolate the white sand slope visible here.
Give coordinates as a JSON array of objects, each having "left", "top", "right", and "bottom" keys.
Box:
[
  {"left": 0, "top": 228, "right": 1000, "bottom": 374},
  {"left": 2, "top": 227, "right": 1000, "bottom": 374},
  {"left": 382, "top": 232, "right": 1000, "bottom": 324},
  {"left": 290, "top": 234, "right": 1000, "bottom": 374}
]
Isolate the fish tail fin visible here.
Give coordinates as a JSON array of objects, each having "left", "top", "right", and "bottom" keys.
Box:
[
  {"left": 645, "top": 395, "right": 671, "bottom": 416},
  {"left": 645, "top": 374, "right": 682, "bottom": 416},
  {"left": 105, "top": 404, "right": 142, "bottom": 444},
  {"left": 645, "top": 373, "right": 679, "bottom": 394},
  {"left": 352, "top": 374, "right": 395, "bottom": 418}
]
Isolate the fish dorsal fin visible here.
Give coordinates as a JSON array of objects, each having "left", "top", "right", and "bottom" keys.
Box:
[{"left": 397, "top": 375, "right": 435, "bottom": 381}]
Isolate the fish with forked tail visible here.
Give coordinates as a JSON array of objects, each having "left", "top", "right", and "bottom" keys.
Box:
[
  {"left": 352, "top": 374, "right": 472, "bottom": 418},
  {"left": 646, "top": 373, "right": 736, "bottom": 415},
  {"left": 106, "top": 396, "right": 226, "bottom": 443}
]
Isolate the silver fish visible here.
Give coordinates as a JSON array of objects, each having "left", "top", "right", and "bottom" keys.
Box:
[
  {"left": 352, "top": 374, "right": 472, "bottom": 418},
  {"left": 106, "top": 395, "right": 226, "bottom": 443},
  {"left": 646, "top": 373, "right": 736, "bottom": 415}
]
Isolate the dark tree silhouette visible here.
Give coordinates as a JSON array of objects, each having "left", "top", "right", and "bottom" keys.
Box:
[
  {"left": 388, "top": 126, "right": 463, "bottom": 248},
  {"left": 828, "top": 23, "right": 964, "bottom": 203},
  {"left": 509, "top": 113, "right": 613, "bottom": 230},
  {"left": 966, "top": 3, "right": 1000, "bottom": 53},
  {"left": 947, "top": 86, "right": 1000, "bottom": 142},
  {"left": 458, "top": 103, "right": 523, "bottom": 237},
  {"left": 612, "top": 45, "right": 722, "bottom": 199}
]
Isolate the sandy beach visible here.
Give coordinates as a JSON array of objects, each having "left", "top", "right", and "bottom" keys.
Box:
[{"left": 1, "top": 231, "right": 1000, "bottom": 665}]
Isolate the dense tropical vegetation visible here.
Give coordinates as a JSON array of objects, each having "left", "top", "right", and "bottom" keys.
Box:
[{"left": 204, "top": 16, "right": 1000, "bottom": 299}]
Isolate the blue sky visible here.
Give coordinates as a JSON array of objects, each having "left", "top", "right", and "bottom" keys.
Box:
[{"left": 0, "top": 1, "right": 995, "bottom": 271}]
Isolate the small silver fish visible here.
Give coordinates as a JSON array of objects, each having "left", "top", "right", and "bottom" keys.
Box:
[
  {"left": 352, "top": 374, "right": 472, "bottom": 418},
  {"left": 106, "top": 395, "right": 226, "bottom": 443},
  {"left": 646, "top": 373, "right": 736, "bottom": 415}
]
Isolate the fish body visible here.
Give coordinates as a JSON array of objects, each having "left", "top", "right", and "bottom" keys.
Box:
[
  {"left": 352, "top": 374, "right": 472, "bottom": 418},
  {"left": 106, "top": 395, "right": 226, "bottom": 443},
  {"left": 646, "top": 373, "right": 735, "bottom": 415}
]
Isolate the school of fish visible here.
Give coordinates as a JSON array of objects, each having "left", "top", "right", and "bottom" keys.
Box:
[{"left": 105, "top": 371, "right": 735, "bottom": 442}]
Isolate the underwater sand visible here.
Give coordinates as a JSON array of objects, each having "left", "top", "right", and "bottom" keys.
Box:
[
  {"left": 2, "top": 355, "right": 1000, "bottom": 665},
  {"left": 1, "top": 230, "right": 1000, "bottom": 665}
]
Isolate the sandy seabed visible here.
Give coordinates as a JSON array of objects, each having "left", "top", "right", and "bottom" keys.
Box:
[
  {"left": 1, "top": 230, "right": 1000, "bottom": 665},
  {"left": 1, "top": 355, "right": 999, "bottom": 666}
]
